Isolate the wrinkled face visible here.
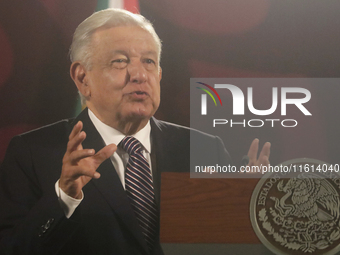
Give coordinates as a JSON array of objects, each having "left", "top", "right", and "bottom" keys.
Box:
[{"left": 83, "top": 26, "right": 161, "bottom": 127}]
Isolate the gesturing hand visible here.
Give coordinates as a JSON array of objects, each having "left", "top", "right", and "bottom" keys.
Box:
[
  {"left": 247, "top": 138, "right": 271, "bottom": 167},
  {"left": 60, "top": 121, "right": 117, "bottom": 199}
]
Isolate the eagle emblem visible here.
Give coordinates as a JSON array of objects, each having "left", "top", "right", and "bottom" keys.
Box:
[
  {"left": 265, "top": 174, "right": 340, "bottom": 253},
  {"left": 251, "top": 164, "right": 340, "bottom": 255}
]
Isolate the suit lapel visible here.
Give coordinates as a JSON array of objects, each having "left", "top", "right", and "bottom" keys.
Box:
[
  {"left": 150, "top": 117, "right": 172, "bottom": 175},
  {"left": 72, "top": 109, "right": 150, "bottom": 254},
  {"left": 150, "top": 117, "right": 176, "bottom": 207},
  {"left": 150, "top": 117, "right": 168, "bottom": 254}
]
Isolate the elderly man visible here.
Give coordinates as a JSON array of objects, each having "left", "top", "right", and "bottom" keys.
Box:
[{"left": 0, "top": 8, "right": 270, "bottom": 255}]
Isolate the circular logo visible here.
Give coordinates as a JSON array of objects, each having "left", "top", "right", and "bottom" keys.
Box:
[{"left": 250, "top": 158, "right": 340, "bottom": 255}]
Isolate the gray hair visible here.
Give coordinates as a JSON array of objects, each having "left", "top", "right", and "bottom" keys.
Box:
[{"left": 69, "top": 8, "right": 162, "bottom": 104}]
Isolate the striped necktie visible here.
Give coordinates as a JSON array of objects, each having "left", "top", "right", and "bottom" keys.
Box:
[{"left": 120, "top": 136, "right": 158, "bottom": 252}]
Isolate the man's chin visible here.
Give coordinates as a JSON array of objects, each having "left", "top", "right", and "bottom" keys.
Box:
[
  {"left": 119, "top": 103, "right": 158, "bottom": 123},
  {"left": 123, "top": 109, "right": 154, "bottom": 122}
]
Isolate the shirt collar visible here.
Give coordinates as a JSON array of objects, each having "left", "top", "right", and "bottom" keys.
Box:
[{"left": 88, "top": 109, "right": 151, "bottom": 153}]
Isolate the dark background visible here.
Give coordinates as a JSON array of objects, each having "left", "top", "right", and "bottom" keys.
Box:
[{"left": 1, "top": 0, "right": 340, "bottom": 165}]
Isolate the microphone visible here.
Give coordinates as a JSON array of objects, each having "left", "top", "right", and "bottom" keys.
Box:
[{"left": 241, "top": 155, "right": 249, "bottom": 166}]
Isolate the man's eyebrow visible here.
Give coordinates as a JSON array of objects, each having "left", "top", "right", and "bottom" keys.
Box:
[
  {"left": 111, "top": 50, "right": 128, "bottom": 55},
  {"left": 142, "top": 51, "right": 159, "bottom": 62},
  {"left": 142, "top": 50, "right": 158, "bottom": 57}
]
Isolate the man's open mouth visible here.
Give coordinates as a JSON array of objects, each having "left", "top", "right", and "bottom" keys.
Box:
[
  {"left": 127, "top": 91, "right": 149, "bottom": 99},
  {"left": 134, "top": 91, "right": 147, "bottom": 95}
]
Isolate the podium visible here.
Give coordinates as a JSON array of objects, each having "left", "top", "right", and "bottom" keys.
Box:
[{"left": 160, "top": 173, "right": 270, "bottom": 254}]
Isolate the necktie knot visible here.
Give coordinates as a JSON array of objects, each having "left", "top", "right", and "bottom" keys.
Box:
[{"left": 120, "top": 136, "right": 142, "bottom": 155}]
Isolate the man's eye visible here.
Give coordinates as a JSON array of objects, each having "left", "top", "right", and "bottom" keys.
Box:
[
  {"left": 145, "top": 59, "right": 156, "bottom": 64},
  {"left": 112, "top": 59, "right": 127, "bottom": 63},
  {"left": 111, "top": 59, "right": 128, "bottom": 68}
]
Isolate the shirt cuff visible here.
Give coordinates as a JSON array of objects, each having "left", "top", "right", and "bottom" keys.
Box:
[{"left": 55, "top": 180, "right": 83, "bottom": 219}]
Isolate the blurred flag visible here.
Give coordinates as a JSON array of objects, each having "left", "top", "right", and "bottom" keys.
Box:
[{"left": 96, "top": 0, "right": 139, "bottom": 13}]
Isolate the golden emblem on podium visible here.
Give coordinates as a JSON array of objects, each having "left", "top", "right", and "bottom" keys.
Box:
[{"left": 250, "top": 158, "right": 340, "bottom": 255}]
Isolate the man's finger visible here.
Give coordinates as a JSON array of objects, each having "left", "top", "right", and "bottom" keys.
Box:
[
  {"left": 258, "top": 155, "right": 269, "bottom": 166},
  {"left": 83, "top": 144, "right": 117, "bottom": 179},
  {"left": 93, "top": 144, "right": 117, "bottom": 165},
  {"left": 69, "top": 165, "right": 101, "bottom": 179},
  {"left": 258, "top": 142, "right": 271, "bottom": 162},
  {"left": 69, "top": 121, "right": 83, "bottom": 140},
  {"left": 67, "top": 131, "right": 86, "bottom": 152},
  {"left": 69, "top": 149, "right": 95, "bottom": 164},
  {"left": 247, "top": 138, "right": 259, "bottom": 163}
]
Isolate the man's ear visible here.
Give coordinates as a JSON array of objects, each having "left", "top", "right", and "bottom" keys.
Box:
[
  {"left": 158, "top": 66, "right": 162, "bottom": 81},
  {"left": 70, "top": 62, "right": 90, "bottom": 98}
]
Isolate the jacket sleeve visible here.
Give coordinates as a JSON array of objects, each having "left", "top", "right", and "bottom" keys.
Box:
[{"left": 0, "top": 135, "right": 80, "bottom": 255}]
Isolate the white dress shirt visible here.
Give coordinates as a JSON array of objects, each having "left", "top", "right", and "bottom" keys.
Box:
[{"left": 55, "top": 109, "right": 152, "bottom": 218}]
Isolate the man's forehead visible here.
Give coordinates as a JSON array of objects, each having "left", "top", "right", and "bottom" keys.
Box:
[
  {"left": 91, "top": 26, "right": 160, "bottom": 57},
  {"left": 110, "top": 49, "right": 158, "bottom": 57},
  {"left": 93, "top": 25, "right": 156, "bottom": 44}
]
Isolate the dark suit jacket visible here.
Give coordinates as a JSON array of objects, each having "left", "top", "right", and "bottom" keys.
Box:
[{"left": 0, "top": 109, "right": 231, "bottom": 255}]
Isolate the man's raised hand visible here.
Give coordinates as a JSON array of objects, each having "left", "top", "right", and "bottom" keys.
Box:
[
  {"left": 247, "top": 138, "right": 271, "bottom": 167},
  {"left": 60, "top": 121, "right": 116, "bottom": 199}
]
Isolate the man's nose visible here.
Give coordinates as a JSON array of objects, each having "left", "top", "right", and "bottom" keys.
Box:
[{"left": 127, "top": 62, "right": 147, "bottom": 83}]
